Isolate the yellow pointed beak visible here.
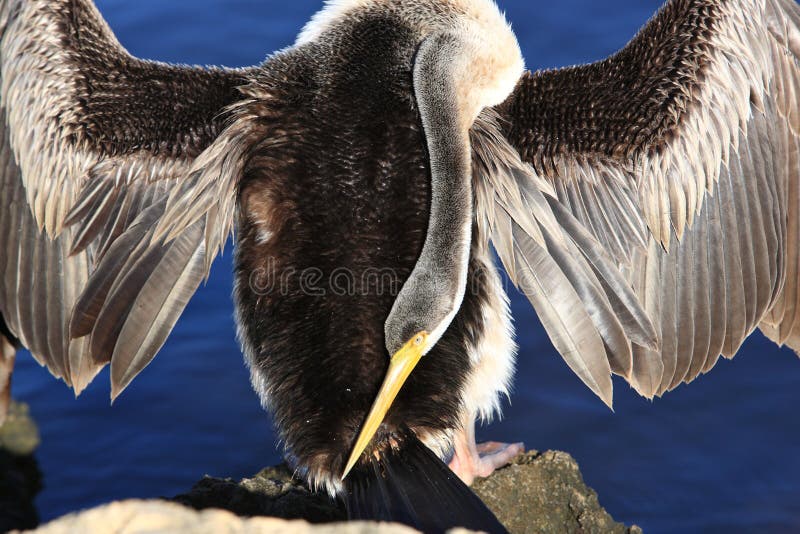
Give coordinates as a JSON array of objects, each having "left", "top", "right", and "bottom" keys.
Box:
[{"left": 341, "top": 332, "right": 429, "bottom": 479}]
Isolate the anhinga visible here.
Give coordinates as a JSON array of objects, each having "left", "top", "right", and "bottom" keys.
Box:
[{"left": 0, "top": 0, "right": 798, "bottom": 531}]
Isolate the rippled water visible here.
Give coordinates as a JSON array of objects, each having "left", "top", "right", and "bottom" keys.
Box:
[{"left": 13, "top": 1, "right": 800, "bottom": 532}]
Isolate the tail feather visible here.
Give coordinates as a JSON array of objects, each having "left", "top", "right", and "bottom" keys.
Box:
[{"left": 343, "top": 429, "right": 507, "bottom": 533}]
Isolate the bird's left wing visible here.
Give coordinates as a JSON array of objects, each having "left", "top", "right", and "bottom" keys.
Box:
[
  {"left": 472, "top": 0, "right": 800, "bottom": 405},
  {"left": 0, "top": 0, "right": 261, "bottom": 397}
]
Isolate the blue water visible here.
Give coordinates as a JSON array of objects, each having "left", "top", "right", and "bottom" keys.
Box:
[{"left": 12, "top": 1, "right": 800, "bottom": 532}]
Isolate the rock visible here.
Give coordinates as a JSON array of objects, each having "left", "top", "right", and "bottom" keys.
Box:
[
  {"left": 173, "top": 451, "right": 639, "bottom": 533},
  {"left": 27, "top": 449, "right": 641, "bottom": 533},
  {"left": 0, "top": 401, "right": 42, "bottom": 532},
  {"left": 173, "top": 465, "right": 345, "bottom": 523},
  {"left": 472, "top": 451, "right": 642, "bottom": 534},
  {"left": 21, "top": 499, "right": 417, "bottom": 534},
  {"left": 0, "top": 400, "right": 39, "bottom": 456}
]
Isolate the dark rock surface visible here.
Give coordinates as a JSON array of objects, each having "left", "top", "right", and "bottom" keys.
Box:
[
  {"left": 0, "top": 401, "right": 42, "bottom": 532},
  {"left": 173, "top": 451, "right": 641, "bottom": 533},
  {"left": 172, "top": 465, "right": 346, "bottom": 523}
]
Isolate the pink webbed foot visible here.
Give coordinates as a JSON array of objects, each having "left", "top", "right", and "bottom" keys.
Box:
[
  {"left": 447, "top": 420, "right": 524, "bottom": 485},
  {"left": 449, "top": 440, "right": 524, "bottom": 485}
]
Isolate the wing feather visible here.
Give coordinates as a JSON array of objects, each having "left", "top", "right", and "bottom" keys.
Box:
[
  {"left": 702, "top": 196, "right": 726, "bottom": 374},
  {"left": 540, "top": 219, "right": 633, "bottom": 378},
  {"left": 630, "top": 245, "right": 664, "bottom": 397},
  {"left": 110, "top": 223, "right": 206, "bottom": 397},
  {"left": 0, "top": 0, "right": 258, "bottom": 397},
  {"left": 508, "top": 221, "right": 614, "bottom": 406},
  {"left": 545, "top": 196, "right": 657, "bottom": 351},
  {"left": 475, "top": 0, "right": 800, "bottom": 403},
  {"left": 686, "top": 196, "right": 710, "bottom": 384},
  {"left": 671, "top": 229, "right": 695, "bottom": 390},
  {"left": 657, "top": 241, "right": 679, "bottom": 394}
]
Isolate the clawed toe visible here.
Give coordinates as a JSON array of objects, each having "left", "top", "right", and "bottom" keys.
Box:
[{"left": 476, "top": 441, "right": 510, "bottom": 454}]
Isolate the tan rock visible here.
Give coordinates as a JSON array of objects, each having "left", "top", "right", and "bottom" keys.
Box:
[
  {"left": 20, "top": 500, "right": 420, "bottom": 534},
  {"left": 473, "top": 451, "right": 642, "bottom": 534},
  {"left": 0, "top": 401, "right": 39, "bottom": 456}
]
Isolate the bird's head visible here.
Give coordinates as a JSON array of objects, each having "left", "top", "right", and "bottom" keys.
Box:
[{"left": 342, "top": 265, "right": 466, "bottom": 478}]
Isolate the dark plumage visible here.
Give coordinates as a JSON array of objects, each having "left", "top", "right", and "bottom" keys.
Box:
[
  {"left": 232, "top": 15, "right": 490, "bottom": 482},
  {"left": 498, "top": 0, "right": 721, "bottom": 163},
  {"left": 53, "top": 0, "right": 247, "bottom": 158}
]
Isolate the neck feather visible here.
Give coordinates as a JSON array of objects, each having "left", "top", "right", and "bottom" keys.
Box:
[{"left": 385, "top": 34, "right": 474, "bottom": 354}]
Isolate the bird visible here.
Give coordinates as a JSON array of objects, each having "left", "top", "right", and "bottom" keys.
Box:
[{"left": 0, "top": 0, "right": 798, "bottom": 531}]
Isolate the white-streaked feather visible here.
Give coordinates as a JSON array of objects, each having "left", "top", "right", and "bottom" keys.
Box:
[{"left": 0, "top": 0, "right": 252, "bottom": 396}]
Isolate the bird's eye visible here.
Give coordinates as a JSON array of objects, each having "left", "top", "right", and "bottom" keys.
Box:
[{"left": 414, "top": 334, "right": 424, "bottom": 346}]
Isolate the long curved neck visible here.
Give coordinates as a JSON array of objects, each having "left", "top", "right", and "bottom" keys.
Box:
[
  {"left": 414, "top": 36, "right": 474, "bottom": 328},
  {"left": 385, "top": 34, "right": 474, "bottom": 353}
]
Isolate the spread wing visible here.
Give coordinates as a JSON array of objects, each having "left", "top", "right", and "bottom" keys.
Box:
[
  {"left": 0, "top": 0, "right": 258, "bottom": 397},
  {"left": 472, "top": 0, "right": 800, "bottom": 405}
]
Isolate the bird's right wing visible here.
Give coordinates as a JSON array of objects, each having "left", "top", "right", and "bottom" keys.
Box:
[
  {"left": 0, "top": 0, "right": 262, "bottom": 397},
  {"left": 472, "top": 0, "right": 800, "bottom": 405}
]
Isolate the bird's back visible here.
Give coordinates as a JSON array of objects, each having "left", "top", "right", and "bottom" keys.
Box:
[{"left": 232, "top": 12, "right": 489, "bottom": 489}]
